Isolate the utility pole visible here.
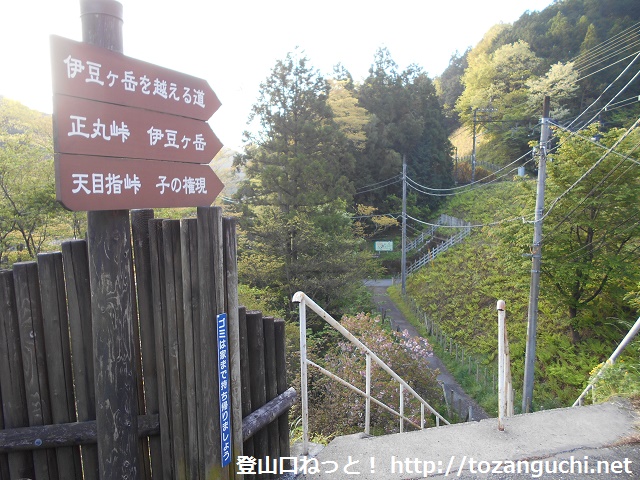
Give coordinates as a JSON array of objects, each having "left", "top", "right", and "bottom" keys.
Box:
[
  {"left": 522, "top": 96, "right": 551, "bottom": 413},
  {"left": 471, "top": 108, "right": 478, "bottom": 183},
  {"left": 401, "top": 155, "right": 407, "bottom": 295}
]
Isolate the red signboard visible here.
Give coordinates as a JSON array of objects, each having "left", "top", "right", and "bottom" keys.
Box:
[
  {"left": 50, "top": 35, "right": 220, "bottom": 121},
  {"left": 53, "top": 95, "right": 222, "bottom": 163},
  {"left": 55, "top": 154, "right": 224, "bottom": 211}
]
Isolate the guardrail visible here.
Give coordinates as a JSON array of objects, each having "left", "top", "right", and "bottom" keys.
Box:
[{"left": 293, "top": 292, "right": 450, "bottom": 455}]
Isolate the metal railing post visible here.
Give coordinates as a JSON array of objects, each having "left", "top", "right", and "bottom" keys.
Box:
[
  {"left": 399, "top": 383, "right": 404, "bottom": 433},
  {"left": 365, "top": 354, "right": 371, "bottom": 435},
  {"left": 298, "top": 297, "right": 309, "bottom": 455}
]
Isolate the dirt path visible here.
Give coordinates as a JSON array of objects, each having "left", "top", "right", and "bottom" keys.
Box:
[{"left": 366, "top": 279, "right": 489, "bottom": 421}]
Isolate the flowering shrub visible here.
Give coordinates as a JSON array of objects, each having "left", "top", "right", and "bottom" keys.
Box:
[
  {"left": 305, "top": 313, "right": 445, "bottom": 438},
  {"left": 587, "top": 360, "right": 640, "bottom": 404}
]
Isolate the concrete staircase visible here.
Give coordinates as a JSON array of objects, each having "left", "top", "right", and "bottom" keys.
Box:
[{"left": 295, "top": 400, "right": 639, "bottom": 479}]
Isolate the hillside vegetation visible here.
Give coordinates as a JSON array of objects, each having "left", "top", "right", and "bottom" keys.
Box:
[{"left": 399, "top": 168, "right": 639, "bottom": 409}]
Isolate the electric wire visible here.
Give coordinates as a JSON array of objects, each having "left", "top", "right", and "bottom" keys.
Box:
[
  {"left": 545, "top": 143, "right": 640, "bottom": 240},
  {"left": 549, "top": 120, "right": 640, "bottom": 167},
  {"left": 567, "top": 51, "right": 640, "bottom": 130},
  {"left": 575, "top": 49, "right": 640, "bottom": 83},
  {"left": 355, "top": 174, "right": 403, "bottom": 193},
  {"left": 537, "top": 116, "right": 640, "bottom": 223},
  {"left": 551, "top": 215, "right": 640, "bottom": 264},
  {"left": 573, "top": 22, "right": 640, "bottom": 70},
  {"left": 406, "top": 158, "right": 534, "bottom": 198},
  {"left": 575, "top": 39, "right": 640, "bottom": 76},
  {"left": 354, "top": 177, "right": 403, "bottom": 195},
  {"left": 406, "top": 213, "right": 534, "bottom": 230}
]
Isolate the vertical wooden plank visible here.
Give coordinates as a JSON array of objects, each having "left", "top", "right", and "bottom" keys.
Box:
[
  {"left": 238, "top": 307, "right": 254, "bottom": 458},
  {"left": 0, "top": 400, "right": 9, "bottom": 480},
  {"left": 262, "top": 317, "right": 279, "bottom": 463},
  {"left": 148, "top": 219, "right": 174, "bottom": 480},
  {"left": 131, "top": 209, "right": 163, "bottom": 480},
  {"left": 246, "top": 310, "right": 268, "bottom": 478},
  {"left": 37, "top": 253, "right": 83, "bottom": 479},
  {"left": 162, "top": 220, "right": 188, "bottom": 479},
  {"left": 0, "top": 271, "right": 34, "bottom": 479},
  {"left": 127, "top": 224, "right": 153, "bottom": 480},
  {"left": 274, "top": 318, "right": 291, "bottom": 464},
  {"left": 62, "top": 240, "right": 98, "bottom": 480},
  {"left": 223, "top": 217, "right": 243, "bottom": 478},
  {"left": 181, "top": 218, "right": 202, "bottom": 480},
  {"left": 13, "top": 261, "right": 58, "bottom": 480},
  {"left": 197, "top": 207, "right": 224, "bottom": 479},
  {"left": 87, "top": 210, "right": 139, "bottom": 480}
]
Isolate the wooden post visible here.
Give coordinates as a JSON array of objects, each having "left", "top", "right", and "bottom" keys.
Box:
[
  {"left": 37, "top": 253, "right": 83, "bottom": 478},
  {"left": 273, "top": 319, "right": 290, "bottom": 468},
  {"left": 180, "top": 217, "right": 203, "bottom": 479},
  {"left": 13, "top": 262, "right": 58, "bottom": 478},
  {"left": 197, "top": 207, "right": 225, "bottom": 479},
  {"left": 80, "top": 2, "right": 139, "bottom": 477},
  {"left": 223, "top": 217, "right": 244, "bottom": 475},
  {"left": 263, "top": 317, "right": 280, "bottom": 463},
  {"left": 148, "top": 219, "right": 173, "bottom": 479},
  {"left": 131, "top": 211, "right": 164, "bottom": 480},
  {"left": 62, "top": 240, "right": 99, "bottom": 479},
  {"left": 238, "top": 307, "right": 254, "bottom": 457},
  {"left": 163, "top": 220, "right": 188, "bottom": 479},
  {"left": 246, "top": 311, "right": 268, "bottom": 473},
  {"left": 0, "top": 271, "right": 33, "bottom": 479}
]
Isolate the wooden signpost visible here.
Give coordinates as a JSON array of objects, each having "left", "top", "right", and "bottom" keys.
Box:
[
  {"left": 50, "top": 33, "right": 224, "bottom": 211},
  {"left": 50, "top": 2, "right": 225, "bottom": 478}
]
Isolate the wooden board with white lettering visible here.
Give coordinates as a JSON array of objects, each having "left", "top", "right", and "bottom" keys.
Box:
[
  {"left": 55, "top": 154, "right": 224, "bottom": 211},
  {"left": 50, "top": 35, "right": 220, "bottom": 121},
  {"left": 53, "top": 95, "right": 222, "bottom": 163}
]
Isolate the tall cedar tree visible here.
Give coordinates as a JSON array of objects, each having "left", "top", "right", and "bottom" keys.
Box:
[
  {"left": 356, "top": 48, "right": 454, "bottom": 215},
  {"left": 234, "top": 52, "right": 377, "bottom": 314}
]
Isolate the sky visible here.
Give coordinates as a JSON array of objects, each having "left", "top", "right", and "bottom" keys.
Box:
[{"left": 1, "top": 0, "right": 555, "bottom": 151}]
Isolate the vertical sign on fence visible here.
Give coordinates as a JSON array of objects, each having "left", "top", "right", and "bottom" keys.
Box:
[{"left": 217, "top": 313, "right": 232, "bottom": 467}]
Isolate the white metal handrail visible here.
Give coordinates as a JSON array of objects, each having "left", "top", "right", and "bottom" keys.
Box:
[
  {"left": 293, "top": 291, "right": 450, "bottom": 455},
  {"left": 407, "top": 226, "right": 471, "bottom": 275},
  {"left": 573, "top": 315, "right": 640, "bottom": 407}
]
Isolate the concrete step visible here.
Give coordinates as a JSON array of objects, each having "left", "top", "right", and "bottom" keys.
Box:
[{"left": 294, "top": 400, "right": 639, "bottom": 479}]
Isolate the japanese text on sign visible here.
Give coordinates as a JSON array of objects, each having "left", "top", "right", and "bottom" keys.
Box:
[
  {"left": 217, "top": 313, "right": 232, "bottom": 468},
  {"left": 63, "top": 54, "right": 207, "bottom": 109},
  {"left": 70, "top": 173, "right": 208, "bottom": 196}
]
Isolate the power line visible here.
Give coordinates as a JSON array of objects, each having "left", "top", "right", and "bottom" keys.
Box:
[
  {"left": 355, "top": 174, "right": 402, "bottom": 192},
  {"left": 354, "top": 176, "right": 403, "bottom": 195},
  {"left": 567, "top": 51, "right": 640, "bottom": 130},
  {"left": 539, "top": 116, "right": 640, "bottom": 223},
  {"left": 573, "top": 21, "right": 640, "bottom": 71},
  {"left": 406, "top": 213, "right": 533, "bottom": 230}
]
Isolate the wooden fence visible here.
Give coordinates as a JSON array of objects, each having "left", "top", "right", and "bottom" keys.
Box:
[{"left": 0, "top": 206, "right": 292, "bottom": 479}]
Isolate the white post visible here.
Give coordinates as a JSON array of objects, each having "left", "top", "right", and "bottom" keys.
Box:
[
  {"left": 299, "top": 298, "right": 309, "bottom": 454},
  {"left": 497, "top": 300, "right": 506, "bottom": 431},
  {"left": 399, "top": 383, "right": 404, "bottom": 433},
  {"left": 421, "top": 403, "right": 425, "bottom": 429},
  {"left": 365, "top": 354, "right": 371, "bottom": 435}
]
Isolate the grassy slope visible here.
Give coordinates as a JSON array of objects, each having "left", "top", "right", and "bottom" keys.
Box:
[{"left": 393, "top": 179, "right": 613, "bottom": 411}]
